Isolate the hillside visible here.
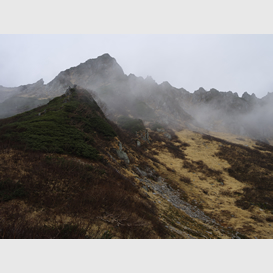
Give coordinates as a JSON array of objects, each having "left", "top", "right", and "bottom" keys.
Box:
[
  {"left": 1, "top": 86, "right": 273, "bottom": 238},
  {"left": 0, "top": 86, "right": 166, "bottom": 238}
]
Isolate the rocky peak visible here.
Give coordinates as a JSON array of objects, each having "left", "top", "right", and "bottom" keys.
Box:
[
  {"left": 194, "top": 87, "right": 206, "bottom": 95},
  {"left": 261, "top": 92, "right": 273, "bottom": 104},
  {"left": 242, "top": 91, "right": 251, "bottom": 101},
  {"left": 198, "top": 87, "right": 206, "bottom": 92},
  {"left": 145, "top": 76, "right": 156, "bottom": 84},
  {"left": 83, "top": 53, "right": 125, "bottom": 77},
  {"left": 159, "top": 81, "right": 174, "bottom": 91},
  {"left": 90, "top": 53, "right": 116, "bottom": 67},
  {"left": 36, "top": 78, "right": 45, "bottom": 85},
  {"left": 209, "top": 88, "right": 220, "bottom": 96},
  {"left": 17, "top": 78, "right": 45, "bottom": 94}
]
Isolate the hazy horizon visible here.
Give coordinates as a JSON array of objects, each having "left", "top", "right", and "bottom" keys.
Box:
[{"left": 1, "top": 35, "right": 273, "bottom": 98}]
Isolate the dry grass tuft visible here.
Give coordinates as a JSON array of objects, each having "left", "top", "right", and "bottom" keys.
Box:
[
  {"left": 179, "top": 175, "right": 191, "bottom": 184},
  {"left": 220, "top": 190, "right": 233, "bottom": 197},
  {"left": 250, "top": 214, "right": 264, "bottom": 223}
]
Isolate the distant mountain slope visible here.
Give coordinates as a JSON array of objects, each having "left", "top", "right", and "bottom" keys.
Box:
[
  {"left": 178, "top": 87, "right": 273, "bottom": 142},
  {"left": 0, "top": 85, "right": 20, "bottom": 103},
  {"left": 0, "top": 95, "right": 50, "bottom": 119}
]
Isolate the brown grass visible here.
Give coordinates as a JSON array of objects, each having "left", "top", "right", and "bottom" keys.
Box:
[
  {"left": 0, "top": 203, "right": 94, "bottom": 239},
  {"left": 250, "top": 214, "right": 264, "bottom": 223},
  {"left": 149, "top": 131, "right": 189, "bottom": 160},
  {"left": 200, "top": 133, "right": 273, "bottom": 211},
  {"left": 220, "top": 190, "right": 233, "bottom": 197},
  {"left": 182, "top": 159, "right": 224, "bottom": 182},
  {"left": 254, "top": 141, "right": 273, "bottom": 153},
  {"left": 215, "top": 141, "right": 273, "bottom": 210},
  {"left": 0, "top": 145, "right": 168, "bottom": 238}
]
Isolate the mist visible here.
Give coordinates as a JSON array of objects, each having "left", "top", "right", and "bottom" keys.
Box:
[
  {"left": 1, "top": 35, "right": 273, "bottom": 98},
  {"left": 1, "top": 47, "right": 273, "bottom": 144},
  {"left": 180, "top": 88, "right": 273, "bottom": 143}
]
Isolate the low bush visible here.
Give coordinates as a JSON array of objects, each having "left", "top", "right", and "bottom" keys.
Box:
[
  {"left": 0, "top": 179, "right": 26, "bottom": 202},
  {"left": 150, "top": 122, "right": 164, "bottom": 131},
  {"left": 179, "top": 175, "right": 191, "bottom": 184},
  {"left": 117, "top": 116, "right": 145, "bottom": 134}
]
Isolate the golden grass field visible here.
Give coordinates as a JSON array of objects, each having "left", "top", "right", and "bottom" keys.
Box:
[{"left": 149, "top": 129, "right": 273, "bottom": 238}]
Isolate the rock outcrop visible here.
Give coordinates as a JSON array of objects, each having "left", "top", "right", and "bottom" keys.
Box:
[{"left": 116, "top": 142, "right": 130, "bottom": 164}]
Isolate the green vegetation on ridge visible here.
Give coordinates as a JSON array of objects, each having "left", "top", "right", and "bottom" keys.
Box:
[{"left": 0, "top": 87, "right": 116, "bottom": 160}]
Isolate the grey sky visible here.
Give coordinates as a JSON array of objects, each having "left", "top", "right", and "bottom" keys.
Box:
[{"left": 1, "top": 34, "right": 273, "bottom": 98}]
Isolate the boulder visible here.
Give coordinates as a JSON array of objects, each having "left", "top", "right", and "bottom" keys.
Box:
[
  {"left": 134, "top": 166, "right": 148, "bottom": 178},
  {"left": 141, "top": 129, "right": 150, "bottom": 143},
  {"left": 164, "top": 133, "right": 172, "bottom": 139},
  {"left": 116, "top": 141, "right": 130, "bottom": 164},
  {"left": 156, "top": 128, "right": 165, "bottom": 132}
]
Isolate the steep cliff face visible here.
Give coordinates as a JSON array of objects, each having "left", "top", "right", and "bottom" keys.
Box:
[{"left": 46, "top": 53, "right": 126, "bottom": 97}]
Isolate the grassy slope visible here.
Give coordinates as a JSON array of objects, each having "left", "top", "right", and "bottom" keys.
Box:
[{"left": 153, "top": 129, "right": 273, "bottom": 238}]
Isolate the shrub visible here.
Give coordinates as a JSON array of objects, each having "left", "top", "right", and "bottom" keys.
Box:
[
  {"left": 150, "top": 122, "right": 164, "bottom": 131},
  {"left": 0, "top": 179, "right": 26, "bottom": 202},
  {"left": 179, "top": 175, "right": 191, "bottom": 184},
  {"left": 117, "top": 116, "right": 145, "bottom": 133}
]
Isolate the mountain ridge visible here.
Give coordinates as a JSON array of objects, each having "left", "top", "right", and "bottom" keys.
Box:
[{"left": 1, "top": 53, "right": 273, "bottom": 143}]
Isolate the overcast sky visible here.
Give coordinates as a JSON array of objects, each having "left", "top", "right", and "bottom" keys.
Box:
[{"left": 1, "top": 34, "right": 273, "bottom": 98}]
